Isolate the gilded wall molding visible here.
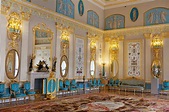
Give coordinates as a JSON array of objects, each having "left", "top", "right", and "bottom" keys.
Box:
[{"left": 104, "top": 24, "right": 169, "bottom": 38}]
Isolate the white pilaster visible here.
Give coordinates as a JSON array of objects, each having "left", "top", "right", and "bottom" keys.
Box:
[
  {"left": 145, "top": 39, "right": 151, "bottom": 82},
  {"left": 0, "top": 14, "right": 7, "bottom": 81},
  {"left": 163, "top": 38, "right": 169, "bottom": 81},
  {"left": 20, "top": 20, "right": 30, "bottom": 81},
  {"left": 56, "top": 30, "right": 61, "bottom": 79},
  {"left": 68, "top": 34, "right": 74, "bottom": 79},
  {"left": 119, "top": 41, "right": 123, "bottom": 79}
]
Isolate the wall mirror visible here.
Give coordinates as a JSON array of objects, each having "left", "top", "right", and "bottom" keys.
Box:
[
  {"left": 33, "top": 23, "right": 53, "bottom": 71},
  {"left": 60, "top": 55, "right": 69, "bottom": 77},
  {"left": 90, "top": 60, "right": 95, "bottom": 77},
  {"left": 5, "top": 49, "right": 20, "bottom": 79},
  {"left": 110, "top": 59, "right": 119, "bottom": 77}
]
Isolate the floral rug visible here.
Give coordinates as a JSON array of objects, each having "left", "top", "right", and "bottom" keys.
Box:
[{"left": 0, "top": 93, "right": 169, "bottom": 112}]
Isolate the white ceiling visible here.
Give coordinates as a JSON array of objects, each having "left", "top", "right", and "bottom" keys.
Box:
[{"left": 88, "top": 0, "right": 155, "bottom": 9}]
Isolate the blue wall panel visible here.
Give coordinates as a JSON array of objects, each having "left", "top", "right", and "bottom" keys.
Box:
[
  {"left": 105, "top": 14, "right": 125, "bottom": 30},
  {"left": 87, "top": 10, "right": 99, "bottom": 28},
  {"left": 56, "top": 0, "right": 74, "bottom": 19},
  {"left": 145, "top": 7, "right": 169, "bottom": 26}
]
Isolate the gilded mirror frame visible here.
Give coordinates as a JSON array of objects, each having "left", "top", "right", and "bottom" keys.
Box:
[
  {"left": 32, "top": 23, "right": 53, "bottom": 71},
  {"left": 5, "top": 49, "right": 20, "bottom": 79},
  {"left": 60, "top": 55, "right": 69, "bottom": 77}
]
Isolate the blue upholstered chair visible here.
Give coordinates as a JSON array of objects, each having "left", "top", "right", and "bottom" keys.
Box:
[
  {"left": 64, "top": 79, "right": 70, "bottom": 91},
  {"left": 88, "top": 79, "right": 94, "bottom": 88},
  {"left": 97, "top": 79, "right": 105, "bottom": 92},
  {"left": 107, "top": 78, "right": 114, "bottom": 90},
  {"left": 114, "top": 79, "right": 120, "bottom": 87},
  {"left": 59, "top": 80, "right": 68, "bottom": 91},
  {"left": 70, "top": 79, "right": 78, "bottom": 91},
  {"left": 23, "top": 81, "right": 36, "bottom": 100},
  {"left": 93, "top": 78, "right": 98, "bottom": 88},
  {"left": 97, "top": 79, "right": 104, "bottom": 87},
  {"left": 162, "top": 81, "right": 169, "bottom": 91},
  {"left": 10, "top": 82, "right": 27, "bottom": 101},
  {"left": 0, "top": 83, "right": 11, "bottom": 103}
]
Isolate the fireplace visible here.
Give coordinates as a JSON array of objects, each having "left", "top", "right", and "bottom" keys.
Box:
[
  {"left": 30, "top": 72, "right": 49, "bottom": 90},
  {"left": 34, "top": 78, "right": 44, "bottom": 93}
]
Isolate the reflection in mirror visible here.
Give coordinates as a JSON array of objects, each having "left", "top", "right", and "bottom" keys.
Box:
[
  {"left": 61, "top": 61, "right": 66, "bottom": 76},
  {"left": 60, "top": 55, "right": 68, "bottom": 77},
  {"left": 110, "top": 60, "right": 119, "bottom": 77},
  {"left": 5, "top": 49, "right": 19, "bottom": 79},
  {"left": 151, "top": 59, "right": 161, "bottom": 78},
  {"left": 90, "top": 60, "right": 95, "bottom": 76}
]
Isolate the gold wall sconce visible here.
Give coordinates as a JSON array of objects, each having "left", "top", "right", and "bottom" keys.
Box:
[
  {"left": 151, "top": 34, "right": 163, "bottom": 78},
  {"left": 90, "top": 39, "right": 96, "bottom": 60},
  {"left": 61, "top": 30, "right": 69, "bottom": 55},
  {"left": 7, "top": 12, "right": 22, "bottom": 48},
  {"left": 109, "top": 40, "right": 119, "bottom": 60},
  {"left": 151, "top": 35, "right": 163, "bottom": 49}
]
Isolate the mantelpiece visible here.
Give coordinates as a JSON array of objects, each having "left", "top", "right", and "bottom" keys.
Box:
[{"left": 29, "top": 72, "right": 49, "bottom": 89}]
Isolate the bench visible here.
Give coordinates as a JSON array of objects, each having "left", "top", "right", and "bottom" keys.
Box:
[{"left": 119, "top": 77, "right": 145, "bottom": 95}]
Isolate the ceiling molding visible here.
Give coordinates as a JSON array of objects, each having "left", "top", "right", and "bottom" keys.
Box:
[{"left": 88, "top": 0, "right": 155, "bottom": 10}]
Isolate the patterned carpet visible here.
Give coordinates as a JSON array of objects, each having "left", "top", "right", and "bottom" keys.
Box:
[{"left": 1, "top": 93, "right": 169, "bottom": 112}]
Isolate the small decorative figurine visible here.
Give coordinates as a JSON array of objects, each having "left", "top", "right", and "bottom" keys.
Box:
[
  {"left": 29, "top": 54, "right": 35, "bottom": 72},
  {"left": 52, "top": 57, "right": 57, "bottom": 72},
  {"left": 36, "top": 60, "right": 49, "bottom": 72}
]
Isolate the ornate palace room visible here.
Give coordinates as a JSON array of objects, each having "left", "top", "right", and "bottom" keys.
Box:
[{"left": 0, "top": 0, "right": 169, "bottom": 111}]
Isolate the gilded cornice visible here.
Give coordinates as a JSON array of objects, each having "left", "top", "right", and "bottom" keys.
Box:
[
  {"left": 55, "top": 22, "right": 74, "bottom": 34},
  {"left": 87, "top": 32, "right": 100, "bottom": 41},
  {"left": 104, "top": 24, "right": 169, "bottom": 38}
]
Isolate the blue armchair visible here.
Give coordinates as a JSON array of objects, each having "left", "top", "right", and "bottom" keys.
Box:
[
  {"left": 70, "top": 79, "right": 78, "bottom": 91},
  {"left": 114, "top": 79, "right": 120, "bottom": 87},
  {"left": 97, "top": 79, "right": 104, "bottom": 87},
  {"left": 162, "top": 81, "right": 169, "bottom": 91},
  {"left": 70, "top": 79, "right": 80, "bottom": 92},
  {"left": 10, "top": 82, "right": 27, "bottom": 101},
  {"left": 0, "top": 83, "right": 11, "bottom": 103},
  {"left": 107, "top": 78, "right": 114, "bottom": 90},
  {"left": 64, "top": 79, "right": 70, "bottom": 91},
  {"left": 93, "top": 78, "right": 98, "bottom": 88},
  {"left": 23, "top": 81, "right": 36, "bottom": 100},
  {"left": 88, "top": 79, "right": 94, "bottom": 89},
  {"left": 59, "top": 80, "right": 68, "bottom": 91}
]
